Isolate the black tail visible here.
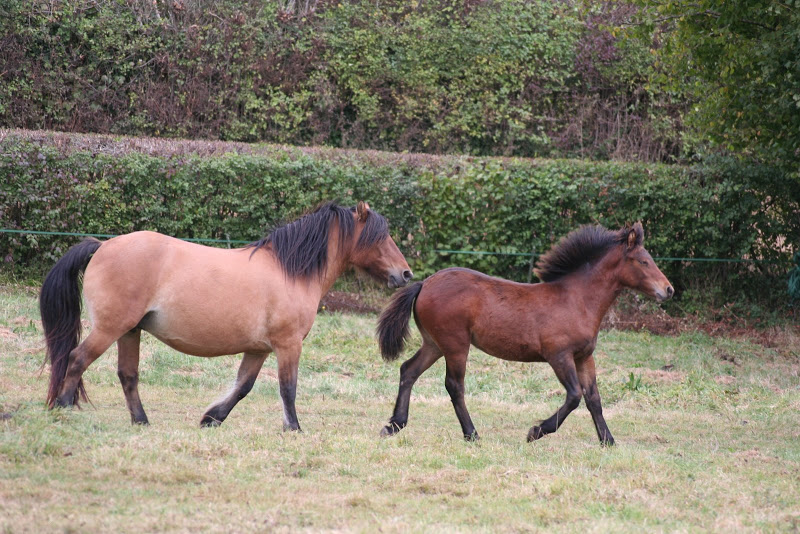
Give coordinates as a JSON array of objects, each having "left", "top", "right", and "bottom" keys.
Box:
[
  {"left": 377, "top": 282, "right": 423, "bottom": 361},
  {"left": 40, "top": 238, "right": 102, "bottom": 408}
]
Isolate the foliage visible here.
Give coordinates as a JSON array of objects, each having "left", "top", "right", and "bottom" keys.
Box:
[
  {"left": 622, "top": 372, "right": 645, "bottom": 392},
  {"left": 0, "top": 0, "right": 683, "bottom": 161},
  {"left": 1, "top": 133, "right": 797, "bottom": 309},
  {"left": 624, "top": 0, "right": 800, "bottom": 179}
]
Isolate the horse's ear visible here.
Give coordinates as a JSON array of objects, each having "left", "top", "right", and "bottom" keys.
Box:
[
  {"left": 627, "top": 222, "right": 644, "bottom": 250},
  {"left": 356, "top": 201, "right": 370, "bottom": 222}
]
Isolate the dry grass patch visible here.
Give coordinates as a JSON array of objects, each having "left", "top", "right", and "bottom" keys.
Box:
[{"left": 1, "top": 283, "right": 799, "bottom": 532}]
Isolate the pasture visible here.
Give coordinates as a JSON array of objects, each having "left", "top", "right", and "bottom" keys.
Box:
[{"left": 1, "top": 283, "right": 798, "bottom": 532}]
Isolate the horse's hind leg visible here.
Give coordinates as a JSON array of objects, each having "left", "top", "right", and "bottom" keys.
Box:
[
  {"left": 527, "top": 352, "right": 582, "bottom": 442},
  {"left": 577, "top": 354, "right": 614, "bottom": 446},
  {"left": 201, "top": 351, "right": 269, "bottom": 427},
  {"left": 381, "top": 340, "right": 442, "bottom": 436},
  {"left": 117, "top": 330, "right": 148, "bottom": 425},
  {"left": 55, "top": 329, "right": 119, "bottom": 407},
  {"left": 444, "top": 352, "right": 478, "bottom": 441}
]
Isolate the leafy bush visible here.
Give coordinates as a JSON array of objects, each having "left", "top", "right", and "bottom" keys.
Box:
[
  {"left": 0, "top": 0, "right": 683, "bottom": 161},
  {"left": 1, "top": 132, "right": 797, "bottom": 312}
]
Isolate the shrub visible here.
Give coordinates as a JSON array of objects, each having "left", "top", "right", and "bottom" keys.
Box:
[
  {"left": 1, "top": 131, "right": 796, "bottom": 310},
  {"left": 0, "top": 0, "right": 682, "bottom": 161}
]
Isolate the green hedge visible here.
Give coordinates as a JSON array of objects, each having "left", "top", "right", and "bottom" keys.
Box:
[
  {"left": 1, "top": 133, "right": 797, "bottom": 306},
  {"left": 0, "top": 0, "right": 681, "bottom": 161}
]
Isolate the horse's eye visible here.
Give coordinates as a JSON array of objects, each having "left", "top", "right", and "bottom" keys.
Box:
[{"left": 639, "top": 260, "right": 648, "bottom": 266}]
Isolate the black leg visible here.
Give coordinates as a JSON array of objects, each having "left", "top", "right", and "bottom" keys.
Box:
[
  {"left": 577, "top": 355, "right": 614, "bottom": 446},
  {"left": 117, "top": 331, "right": 149, "bottom": 425},
  {"left": 201, "top": 352, "right": 269, "bottom": 427},
  {"left": 444, "top": 354, "right": 478, "bottom": 441},
  {"left": 275, "top": 341, "right": 302, "bottom": 432},
  {"left": 528, "top": 353, "right": 582, "bottom": 442},
  {"left": 381, "top": 342, "right": 442, "bottom": 437}
]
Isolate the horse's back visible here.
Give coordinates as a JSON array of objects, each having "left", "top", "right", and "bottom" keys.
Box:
[{"left": 418, "top": 267, "right": 534, "bottom": 310}]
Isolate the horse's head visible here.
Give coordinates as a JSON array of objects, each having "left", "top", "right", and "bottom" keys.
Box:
[
  {"left": 617, "top": 222, "right": 674, "bottom": 302},
  {"left": 350, "top": 202, "right": 413, "bottom": 289}
]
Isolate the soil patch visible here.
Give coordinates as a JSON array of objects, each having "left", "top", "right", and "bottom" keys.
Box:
[{"left": 319, "top": 291, "right": 382, "bottom": 315}]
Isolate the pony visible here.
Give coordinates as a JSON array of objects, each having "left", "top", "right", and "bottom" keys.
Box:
[
  {"left": 377, "top": 222, "right": 672, "bottom": 445},
  {"left": 41, "top": 201, "right": 412, "bottom": 430}
]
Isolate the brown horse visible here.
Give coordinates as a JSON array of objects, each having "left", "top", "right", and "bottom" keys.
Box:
[
  {"left": 40, "top": 202, "right": 412, "bottom": 430},
  {"left": 377, "top": 222, "right": 672, "bottom": 445}
]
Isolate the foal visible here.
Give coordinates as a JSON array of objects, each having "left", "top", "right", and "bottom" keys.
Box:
[
  {"left": 41, "top": 202, "right": 412, "bottom": 430},
  {"left": 377, "top": 222, "right": 672, "bottom": 445}
]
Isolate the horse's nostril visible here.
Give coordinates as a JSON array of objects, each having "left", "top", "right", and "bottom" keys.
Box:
[
  {"left": 667, "top": 286, "right": 674, "bottom": 298},
  {"left": 402, "top": 270, "right": 413, "bottom": 281}
]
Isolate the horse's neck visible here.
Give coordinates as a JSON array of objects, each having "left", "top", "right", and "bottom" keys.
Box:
[
  {"left": 573, "top": 250, "right": 625, "bottom": 330},
  {"left": 316, "top": 236, "right": 352, "bottom": 297}
]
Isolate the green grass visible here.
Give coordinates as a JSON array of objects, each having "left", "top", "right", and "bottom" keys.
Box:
[{"left": 1, "top": 283, "right": 799, "bottom": 532}]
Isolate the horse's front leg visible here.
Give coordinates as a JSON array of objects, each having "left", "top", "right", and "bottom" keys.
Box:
[
  {"left": 201, "top": 351, "right": 270, "bottom": 427},
  {"left": 577, "top": 354, "right": 614, "bottom": 446},
  {"left": 528, "top": 352, "right": 582, "bottom": 442},
  {"left": 275, "top": 339, "right": 303, "bottom": 432}
]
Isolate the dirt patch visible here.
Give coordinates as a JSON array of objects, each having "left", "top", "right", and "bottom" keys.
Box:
[
  {"left": 603, "top": 304, "right": 799, "bottom": 351},
  {"left": 602, "top": 305, "right": 683, "bottom": 336},
  {"left": 642, "top": 368, "right": 686, "bottom": 383},
  {"left": 0, "top": 327, "right": 16, "bottom": 340},
  {"left": 714, "top": 375, "right": 736, "bottom": 385},
  {"left": 319, "top": 291, "right": 382, "bottom": 315}
]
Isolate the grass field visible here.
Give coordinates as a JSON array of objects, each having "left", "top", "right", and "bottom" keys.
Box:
[{"left": 1, "top": 283, "right": 799, "bottom": 533}]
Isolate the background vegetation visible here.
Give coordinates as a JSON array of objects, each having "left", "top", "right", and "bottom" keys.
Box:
[
  {"left": 1, "top": 0, "right": 798, "bottom": 314},
  {"left": 0, "top": 0, "right": 683, "bottom": 160},
  {"left": 2, "top": 131, "right": 797, "bottom": 317},
  {"left": 628, "top": 0, "right": 800, "bottom": 180}
]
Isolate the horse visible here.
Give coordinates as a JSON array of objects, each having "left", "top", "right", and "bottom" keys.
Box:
[
  {"left": 40, "top": 201, "right": 412, "bottom": 430},
  {"left": 376, "top": 222, "right": 673, "bottom": 446}
]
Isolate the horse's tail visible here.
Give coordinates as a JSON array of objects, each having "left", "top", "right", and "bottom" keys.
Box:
[
  {"left": 40, "top": 238, "right": 102, "bottom": 408},
  {"left": 377, "top": 282, "right": 423, "bottom": 361}
]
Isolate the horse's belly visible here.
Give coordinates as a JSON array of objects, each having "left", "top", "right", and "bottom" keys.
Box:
[
  {"left": 475, "top": 340, "right": 546, "bottom": 363},
  {"left": 470, "top": 323, "right": 544, "bottom": 363},
  {"left": 141, "top": 309, "right": 270, "bottom": 357}
]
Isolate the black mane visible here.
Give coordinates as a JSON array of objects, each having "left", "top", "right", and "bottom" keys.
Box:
[
  {"left": 534, "top": 224, "right": 641, "bottom": 283},
  {"left": 248, "top": 202, "right": 389, "bottom": 279}
]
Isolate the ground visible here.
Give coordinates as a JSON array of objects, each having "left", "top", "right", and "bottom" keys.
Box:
[{"left": 1, "top": 284, "right": 799, "bottom": 532}]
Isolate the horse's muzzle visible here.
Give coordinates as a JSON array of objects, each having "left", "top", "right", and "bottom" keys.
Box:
[
  {"left": 388, "top": 270, "right": 413, "bottom": 288},
  {"left": 654, "top": 284, "right": 675, "bottom": 302}
]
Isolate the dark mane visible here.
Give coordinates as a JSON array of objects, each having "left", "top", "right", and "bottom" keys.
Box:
[
  {"left": 247, "top": 202, "right": 389, "bottom": 279},
  {"left": 534, "top": 224, "right": 640, "bottom": 283}
]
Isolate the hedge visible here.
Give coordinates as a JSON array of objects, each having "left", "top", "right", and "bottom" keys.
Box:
[
  {"left": 1, "top": 131, "right": 798, "bottom": 306},
  {"left": 0, "top": 0, "right": 682, "bottom": 161}
]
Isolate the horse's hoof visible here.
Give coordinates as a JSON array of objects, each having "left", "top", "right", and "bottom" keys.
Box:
[
  {"left": 380, "top": 421, "right": 403, "bottom": 437},
  {"left": 282, "top": 423, "right": 302, "bottom": 432},
  {"left": 526, "top": 426, "right": 545, "bottom": 442},
  {"left": 200, "top": 415, "right": 222, "bottom": 428},
  {"left": 600, "top": 437, "right": 616, "bottom": 447},
  {"left": 464, "top": 431, "right": 480, "bottom": 442},
  {"left": 53, "top": 398, "right": 73, "bottom": 409}
]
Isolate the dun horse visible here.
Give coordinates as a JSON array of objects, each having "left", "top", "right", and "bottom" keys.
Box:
[
  {"left": 41, "top": 202, "right": 412, "bottom": 429},
  {"left": 377, "top": 223, "right": 672, "bottom": 445}
]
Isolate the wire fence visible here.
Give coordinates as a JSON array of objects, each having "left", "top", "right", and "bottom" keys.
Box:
[{"left": 1, "top": 228, "right": 790, "bottom": 264}]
